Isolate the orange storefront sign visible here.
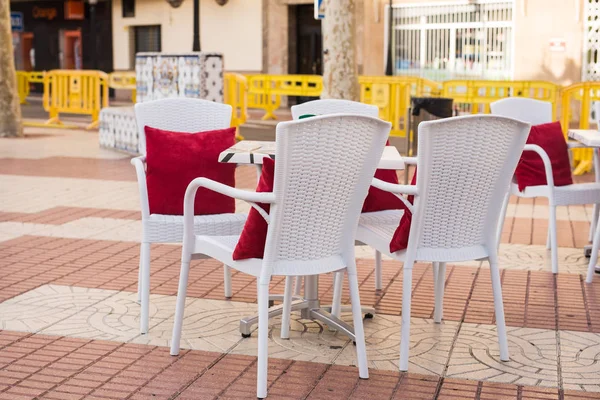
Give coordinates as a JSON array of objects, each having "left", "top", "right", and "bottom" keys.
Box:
[{"left": 64, "top": 0, "right": 84, "bottom": 20}]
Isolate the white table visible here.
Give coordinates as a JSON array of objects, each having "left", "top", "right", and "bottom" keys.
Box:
[
  {"left": 219, "top": 140, "right": 405, "bottom": 170},
  {"left": 220, "top": 140, "right": 406, "bottom": 338},
  {"left": 568, "top": 129, "right": 600, "bottom": 277}
]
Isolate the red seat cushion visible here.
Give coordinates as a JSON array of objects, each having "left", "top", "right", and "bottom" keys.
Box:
[
  {"left": 145, "top": 126, "right": 237, "bottom": 216},
  {"left": 232, "top": 157, "right": 275, "bottom": 260},
  {"left": 389, "top": 169, "right": 417, "bottom": 253},
  {"left": 515, "top": 121, "right": 573, "bottom": 191},
  {"left": 362, "top": 169, "right": 410, "bottom": 213},
  {"left": 362, "top": 141, "right": 410, "bottom": 213}
]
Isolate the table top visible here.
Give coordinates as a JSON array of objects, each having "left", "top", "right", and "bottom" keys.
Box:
[
  {"left": 219, "top": 140, "right": 405, "bottom": 170},
  {"left": 568, "top": 129, "right": 600, "bottom": 147}
]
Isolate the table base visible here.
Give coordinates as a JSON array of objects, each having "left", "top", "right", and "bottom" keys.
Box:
[{"left": 239, "top": 276, "right": 375, "bottom": 340}]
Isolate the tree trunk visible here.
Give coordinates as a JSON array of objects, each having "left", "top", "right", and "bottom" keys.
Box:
[
  {"left": 0, "top": 0, "right": 24, "bottom": 138},
  {"left": 321, "top": 0, "right": 359, "bottom": 101}
]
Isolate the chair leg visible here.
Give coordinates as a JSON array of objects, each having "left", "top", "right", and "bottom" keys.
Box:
[
  {"left": 348, "top": 271, "right": 369, "bottom": 379},
  {"left": 139, "top": 242, "right": 151, "bottom": 334},
  {"left": 223, "top": 264, "right": 232, "bottom": 298},
  {"left": 257, "top": 283, "right": 270, "bottom": 399},
  {"left": 280, "top": 276, "right": 294, "bottom": 339},
  {"left": 375, "top": 250, "right": 382, "bottom": 290},
  {"left": 546, "top": 229, "right": 551, "bottom": 250},
  {"left": 433, "top": 262, "right": 446, "bottom": 324},
  {"left": 549, "top": 205, "right": 559, "bottom": 274},
  {"left": 170, "top": 260, "right": 191, "bottom": 355},
  {"left": 399, "top": 260, "right": 414, "bottom": 371},
  {"left": 488, "top": 253, "right": 509, "bottom": 361},
  {"left": 590, "top": 204, "right": 599, "bottom": 243},
  {"left": 137, "top": 261, "right": 142, "bottom": 303},
  {"left": 294, "top": 276, "right": 302, "bottom": 296},
  {"left": 137, "top": 242, "right": 150, "bottom": 302},
  {"left": 587, "top": 212, "right": 600, "bottom": 283},
  {"left": 432, "top": 262, "right": 439, "bottom": 287},
  {"left": 331, "top": 271, "right": 344, "bottom": 318}
]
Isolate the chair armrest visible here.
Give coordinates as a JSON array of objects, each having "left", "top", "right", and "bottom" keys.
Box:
[
  {"left": 371, "top": 178, "right": 418, "bottom": 195},
  {"left": 131, "top": 156, "right": 149, "bottom": 218},
  {"left": 522, "top": 144, "right": 555, "bottom": 189},
  {"left": 403, "top": 156, "right": 418, "bottom": 166},
  {"left": 567, "top": 141, "right": 595, "bottom": 150},
  {"left": 371, "top": 178, "right": 418, "bottom": 212},
  {"left": 182, "top": 177, "right": 276, "bottom": 255}
]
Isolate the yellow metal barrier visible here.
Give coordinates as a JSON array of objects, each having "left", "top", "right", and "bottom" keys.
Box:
[
  {"left": 442, "top": 80, "right": 560, "bottom": 118},
  {"left": 246, "top": 74, "right": 323, "bottom": 120},
  {"left": 561, "top": 82, "right": 600, "bottom": 175},
  {"left": 108, "top": 71, "right": 137, "bottom": 102},
  {"left": 224, "top": 73, "right": 248, "bottom": 140},
  {"left": 16, "top": 72, "right": 30, "bottom": 104},
  {"left": 43, "top": 70, "right": 109, "bottom": 129},
  {"left": 358, "top": 76, "right": 411, "bottom": 137},
  {"left": 15, "top": 71, "right": 47, "bottom": 104}
]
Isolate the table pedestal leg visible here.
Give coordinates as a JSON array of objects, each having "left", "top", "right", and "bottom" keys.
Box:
[{"left": 239, "top": 275, "right": 372, "bottom": 340}]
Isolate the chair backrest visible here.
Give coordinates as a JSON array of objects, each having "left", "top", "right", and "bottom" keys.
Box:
[
  {"left": 291, "top": 99, "right": 379, "bottom": 119},
  {"left": 134, "top": 98, "right": 233, "bottom": 155},
  {"left": 409, "top": 115, "right": 530, "bottom": 262},
  {"left": 264, "top": 114, "right": 391, "bottom": 276},
  {"left": 490, "top": 97, "right": 552, "bottom": 125}
]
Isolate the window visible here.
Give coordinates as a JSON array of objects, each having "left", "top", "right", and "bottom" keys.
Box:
[
  {"left": 387, "top": 0, "right": 515, "bottom": 80},
  {"left": 122, "top": 0, "right": 135, "bottom": 18},
  {"left": 130, "top": 25, "right": 161, "bottom": 68}
]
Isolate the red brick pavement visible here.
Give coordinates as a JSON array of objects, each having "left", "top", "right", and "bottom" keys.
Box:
[
  {"left": 0, "top": 331, "right": 598, "bottom": 400},
  {"left": 1, "top": 235, "right": 599, "bottom": 333}
]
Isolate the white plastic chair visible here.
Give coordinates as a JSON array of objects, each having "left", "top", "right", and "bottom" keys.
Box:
[
  {"left": 170, "top": 114, "right": 392, "bottom": 398},
  {"left": 291, "top": 99, "right": 393, "bottom": 295},
  {"left": 357, "top": 115, "right": 531, "bottom": 370},
  {"left": 491, "top": 97, "right": 600, "bottom": 274},
  {"left": 585, "top": 102, "right": 600, "bottom": 283},
  {"left": 132, "top": 98, "right": 246, "bottom": 334}
]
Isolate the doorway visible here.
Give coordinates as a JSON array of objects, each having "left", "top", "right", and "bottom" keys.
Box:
[
  {"left": 60, "top": 30, "right": 82, "bottom": 69},
  {"left": 288, "top": 4, "right": 322, "bottom": 105},
  {"left": 21, "top": 33, "right": 34, "bottom": 71}
]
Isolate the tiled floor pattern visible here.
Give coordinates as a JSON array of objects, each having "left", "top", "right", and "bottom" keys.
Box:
[
  {"left": 1, "top": 235, "right": 599, "bottom": 333},
  {"left": 1, "top": 284, "right": 600, "bottom": 394},
  {"left": 1, "top": 330, "right": 596, "bottom": 400}
]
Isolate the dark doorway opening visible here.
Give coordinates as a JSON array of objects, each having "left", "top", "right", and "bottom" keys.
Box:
[{"left": 288, "top": 4, "right": 322, "bottom": 105}]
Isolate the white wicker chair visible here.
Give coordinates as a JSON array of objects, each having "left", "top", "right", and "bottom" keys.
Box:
[
  {"left": 291, "top": 100, "right": 394, "bottom": 295},
  {"left": 584, "top": 102, "right": 600, "bottom": 283},
  {"left": 170, "top": 114, "right": 392, "bottom": 398},
  {"left": 132, "top": 98, "right": 247, "bottom": 334},
  {"left": 356, "top": 115, "right": 531, "bottom": 370},
  {"left": 491, "top": 97, "right": 600, "bottom": 274}
]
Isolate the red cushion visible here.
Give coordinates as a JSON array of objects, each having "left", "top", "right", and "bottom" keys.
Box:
[
  {"left": 232, "top": 157, "right": 275, "bottom": 260},
  {"left": 362, "top": 169, "right": 410, "bottom": 213},
  {"left": 362, "top": 141, "right": 409, "bottom": 213},
  {"left": 515, "top": 121, "right": 573, "bottom": 191},
  {"left": 145, "top": 126, "right": 236, "bottom": 216},
  {"left": 389, "top": 169, "right": 417, "bottom": 253}
]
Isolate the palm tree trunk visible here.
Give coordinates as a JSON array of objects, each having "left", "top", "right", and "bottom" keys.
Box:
[
  {"left": 321, "top": 0, "right": 359, "bottom": 101},
  {"left": 0, "top": 0, "right": 24, "bottom": 138}
]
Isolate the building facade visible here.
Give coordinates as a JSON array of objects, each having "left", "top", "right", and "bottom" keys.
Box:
[
  {"left": 13, "top": 0, "right": 586, "bottom": 86},
  {"left": 10, "top": 0, "right": 113, "bottom": 72},
  {"left": 110, "top": 0, "right": 263, "bottom": 72}
]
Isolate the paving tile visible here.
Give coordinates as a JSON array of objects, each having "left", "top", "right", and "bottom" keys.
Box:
[
  {"left": 335, "top": 315, "right": 458, "bottom": 376},
  {"left": 447, "top": 324, "right": 559, "bottom": 388}
]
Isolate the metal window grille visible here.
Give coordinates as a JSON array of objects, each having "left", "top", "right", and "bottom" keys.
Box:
[
  {"left": 584, "top": 0, "right": 600, "bottom": 81},
  {"left": 386, "top": 0, "right": 515, "bottom": 80},
  {"left": 130, "top": 25, "right": 161, "bottom": 69}
]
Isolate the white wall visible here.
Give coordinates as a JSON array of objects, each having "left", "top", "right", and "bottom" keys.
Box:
[{"left": 112, "top": 0, "right": 263, "bottom": 72}]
